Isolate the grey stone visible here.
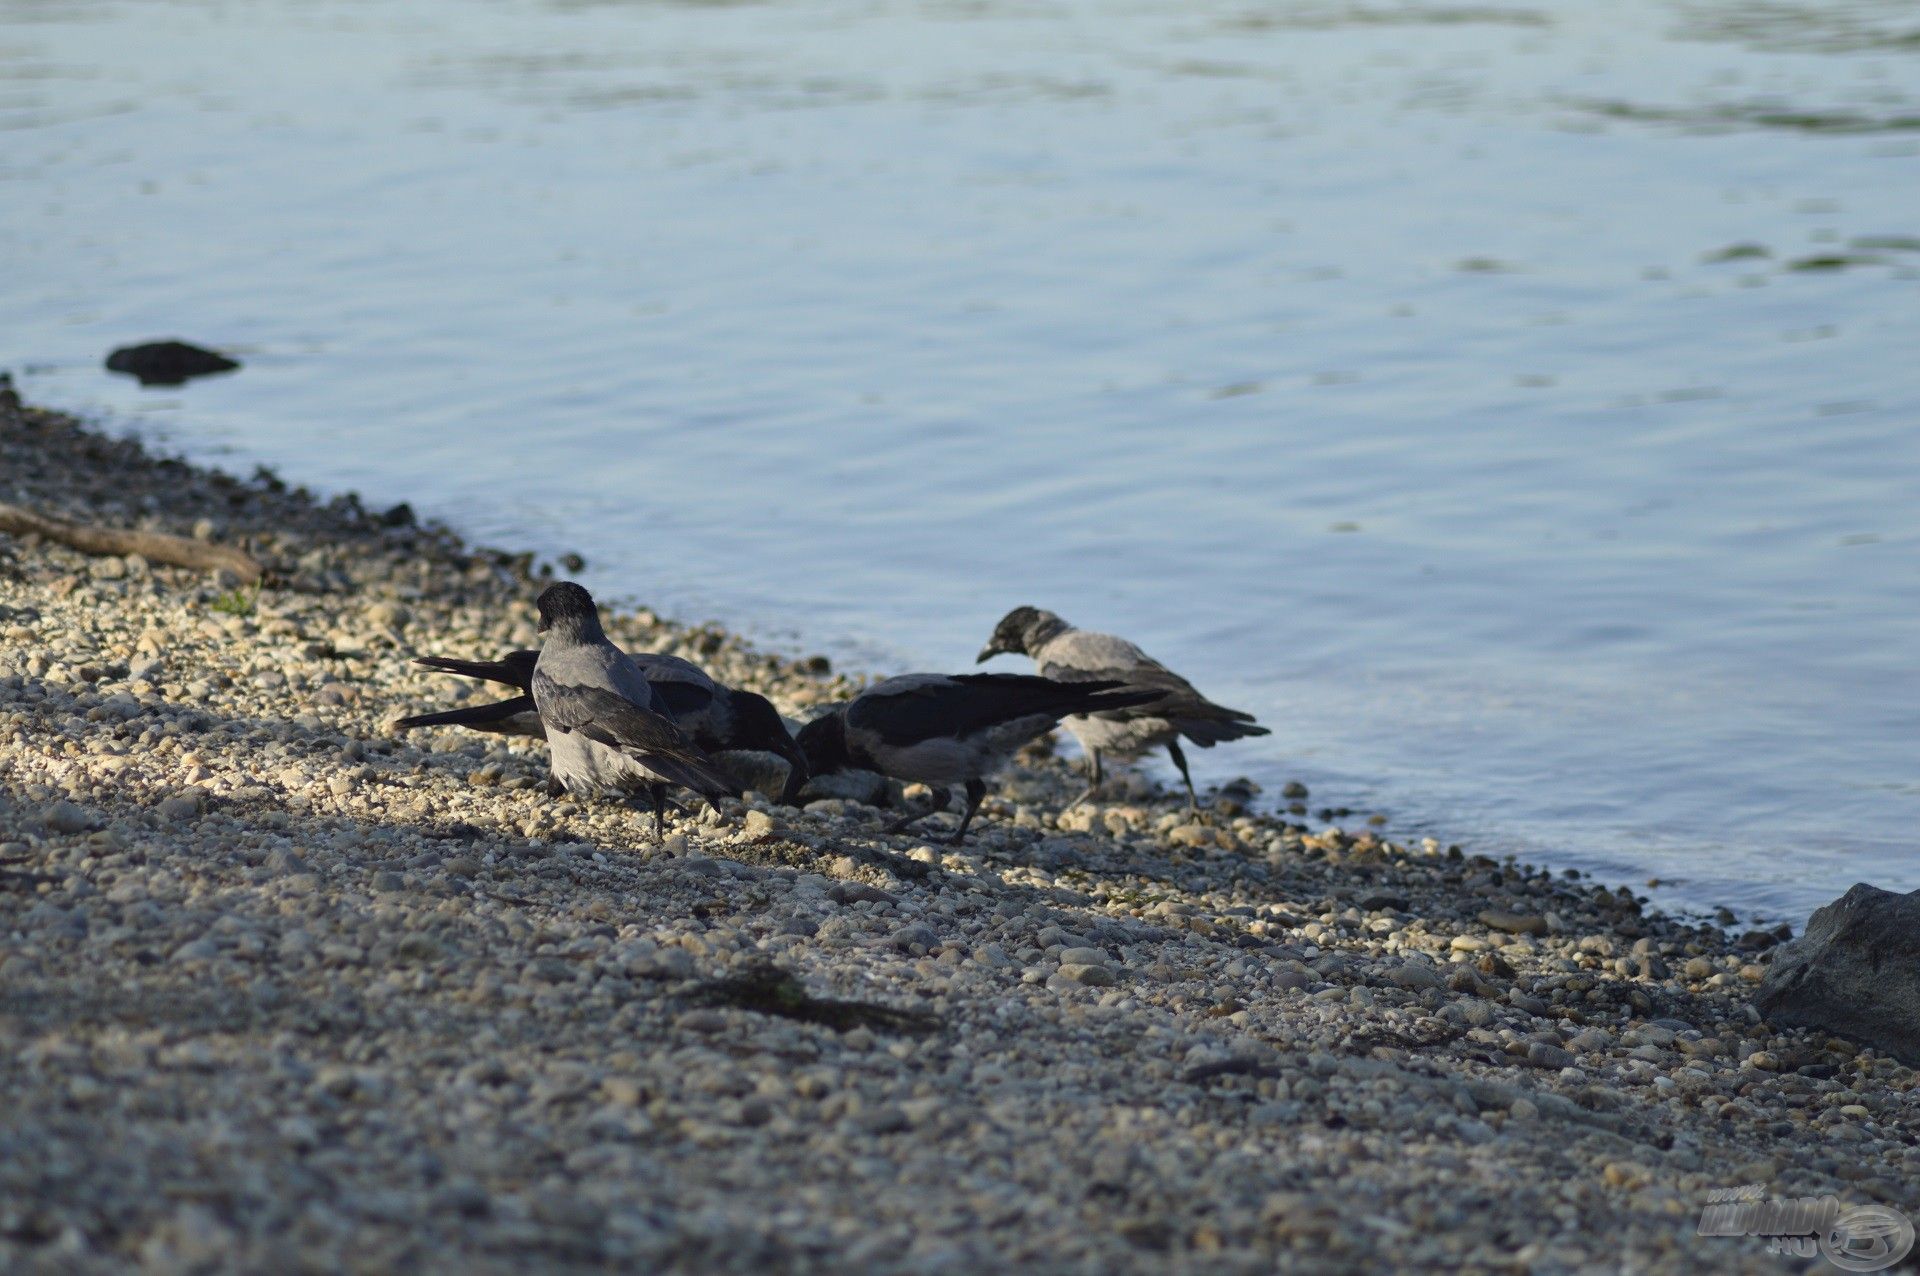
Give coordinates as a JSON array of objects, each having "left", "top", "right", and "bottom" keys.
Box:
[
  {"left": 1058, "top": 963, "right": 1116, "bottom": 987},
  {"left": 1509, "top": 991, "right": 1549, "bottom": 1017},
  {"left": 266, "top": 848, "right": 311, "bottom": 876},
  {"left": 1755, "top": 883, "right": 1920, "bottom": 1065},
  {"left": 1478, "top": 909, "right": 1548, "bottom": 935},
  {"left": 849, "top": 1104, "right": 909, "bottom": 1135},
  {"left": 1390, "top": 962, "right": 1443, "bottom": 991},
  {"left": 170, "top": 938, "right": 220, "bottom": 964},
  {"left": 43, "top": 801, "right": 93, "bottom": 834},
  {"left": 364, "top": 601, "right": 410, "bottom": 630},
  {"left": 158, "top": 794, "right": 202, "bottom": 821},
  {"left": 643, "top": 948, "right": 696, "bottom": 979},
  {"left": 828, "top": 882, "right": 897, "bottom": 905},
  {"left": 890, "top": 924, "right": 938, "bottom": 952}
]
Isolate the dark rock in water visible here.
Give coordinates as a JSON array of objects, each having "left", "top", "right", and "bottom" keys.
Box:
[
  {"left": 104, "top": 340, "right": 240, "bottom": 386},
  {"left": 1753, "top": 883, "right": 1920, "bottom": 1064},
  {"left": 1738, "top": 923, "right": 1795, "bottom": 951}
]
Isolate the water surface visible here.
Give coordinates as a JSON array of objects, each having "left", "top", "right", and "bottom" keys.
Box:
[{"left": 6, "top": 0, "right": 1919, "bottom": 922}]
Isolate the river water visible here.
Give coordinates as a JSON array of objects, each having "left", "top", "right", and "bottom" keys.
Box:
[{"left": 6, "top": 0, "right": 1919, "bottom": 922}]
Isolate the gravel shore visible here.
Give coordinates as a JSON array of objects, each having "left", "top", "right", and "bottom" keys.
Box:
[{"left": 1, "top": 390, "right": 1914, "bottom": 1274}]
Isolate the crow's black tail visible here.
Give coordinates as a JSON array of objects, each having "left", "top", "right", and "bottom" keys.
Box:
[
  {"left": 414, "top": 651, "right": 538, "bottom": 692},
  {"left": 393, "top": 695, "right": 544, "bottom": 737}
]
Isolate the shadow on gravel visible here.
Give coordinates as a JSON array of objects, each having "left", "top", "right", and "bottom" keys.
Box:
[{"left": 686, "top": 960, "right": 940, "bottom": 1034}]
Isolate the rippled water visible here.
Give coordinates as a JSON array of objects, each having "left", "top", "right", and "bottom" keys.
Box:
[{"left": 6, "top": 0, "right": 1919, "bottom": 922}]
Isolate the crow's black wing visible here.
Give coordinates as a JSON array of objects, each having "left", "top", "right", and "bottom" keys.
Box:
[
  {"left": 850, "top": 673, "right": 1158, "bottom": 747},
  {"left": 649, "top": 679, "right": 715, "bottom": 721}
]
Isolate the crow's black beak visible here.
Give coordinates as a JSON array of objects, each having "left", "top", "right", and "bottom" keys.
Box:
[
  {"left": 975, "top": 644, "right": 1000, "bottom": 664},
  {"left": 536, "top": 617, "right": 550, "bottom": 633},
  {"left": 775, "top": 745, "right": 810, "bottom": 805}
]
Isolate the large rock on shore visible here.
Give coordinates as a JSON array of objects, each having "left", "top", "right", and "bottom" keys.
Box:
[
  {"left": 104, "top": 339, "right": 240, "bottom": 386},
  {"left": 1753, "top": 883, "right": 1920, "bottom": 1064}
]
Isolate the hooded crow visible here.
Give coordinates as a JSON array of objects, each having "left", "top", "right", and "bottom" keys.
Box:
[
  {"left": 393, "top": 651, "right": 544, "bottom": 739},
  {"left": 395, "top": 645, "right": 809, "bottom": 802},
  {"left": 795, "top": 672, "right": 1160, "bottom": 843},
  {"left": 978, "top": 606, "right": 1269, "bottom": 808},
  {"left": 530, "top": 581, "right": 740, "bottom": 835},
  {"left": 624, "top": 651, "right": 811, "bottom": 804}
]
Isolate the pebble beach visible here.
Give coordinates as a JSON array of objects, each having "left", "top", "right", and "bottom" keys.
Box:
[{"left": 1, "top": 389, "right": 1914, "bottom": 1274}]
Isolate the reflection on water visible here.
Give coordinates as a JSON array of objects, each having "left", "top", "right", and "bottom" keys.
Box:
[
  {"left": 1678, "top": 1, "right": 1920, "bottom": 55},
  {"left": 1576, "top": 98, "right": 1920, "bottom": 134},
  {"left": 3, "top": 0, "right": 1918, "bottom": 921}
]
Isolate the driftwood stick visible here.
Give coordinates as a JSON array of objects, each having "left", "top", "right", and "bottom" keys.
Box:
[{"left": 0, "top": 500, "right": 264, "bottom": 582}]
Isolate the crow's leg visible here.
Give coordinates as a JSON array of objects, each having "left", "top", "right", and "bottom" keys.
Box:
[
  {"left": 945, "top": 779, "right": 989, "bottom": 845},
  {"left": 545, "top": 773, "right": 565, "bottom": 798},
  {"left": 648, "top": 783, "right": 669, "bottom": 839},
  {"left": 885, "top": 787, "right": 949, "bottom": 836},
  {"left": 1066, "top": 749, "right": 1104, "bottom": 812},
  {"left": 1167, "top": 739, "right": 1198, "bottom": 809}
]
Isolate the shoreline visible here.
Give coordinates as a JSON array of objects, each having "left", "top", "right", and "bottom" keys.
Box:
[
  {"left": 14, "top": 384, "right": 1810, "bottom": 932},
  {"left": 1, "top": 390, "right": 1913, "bottom": 1272}
]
